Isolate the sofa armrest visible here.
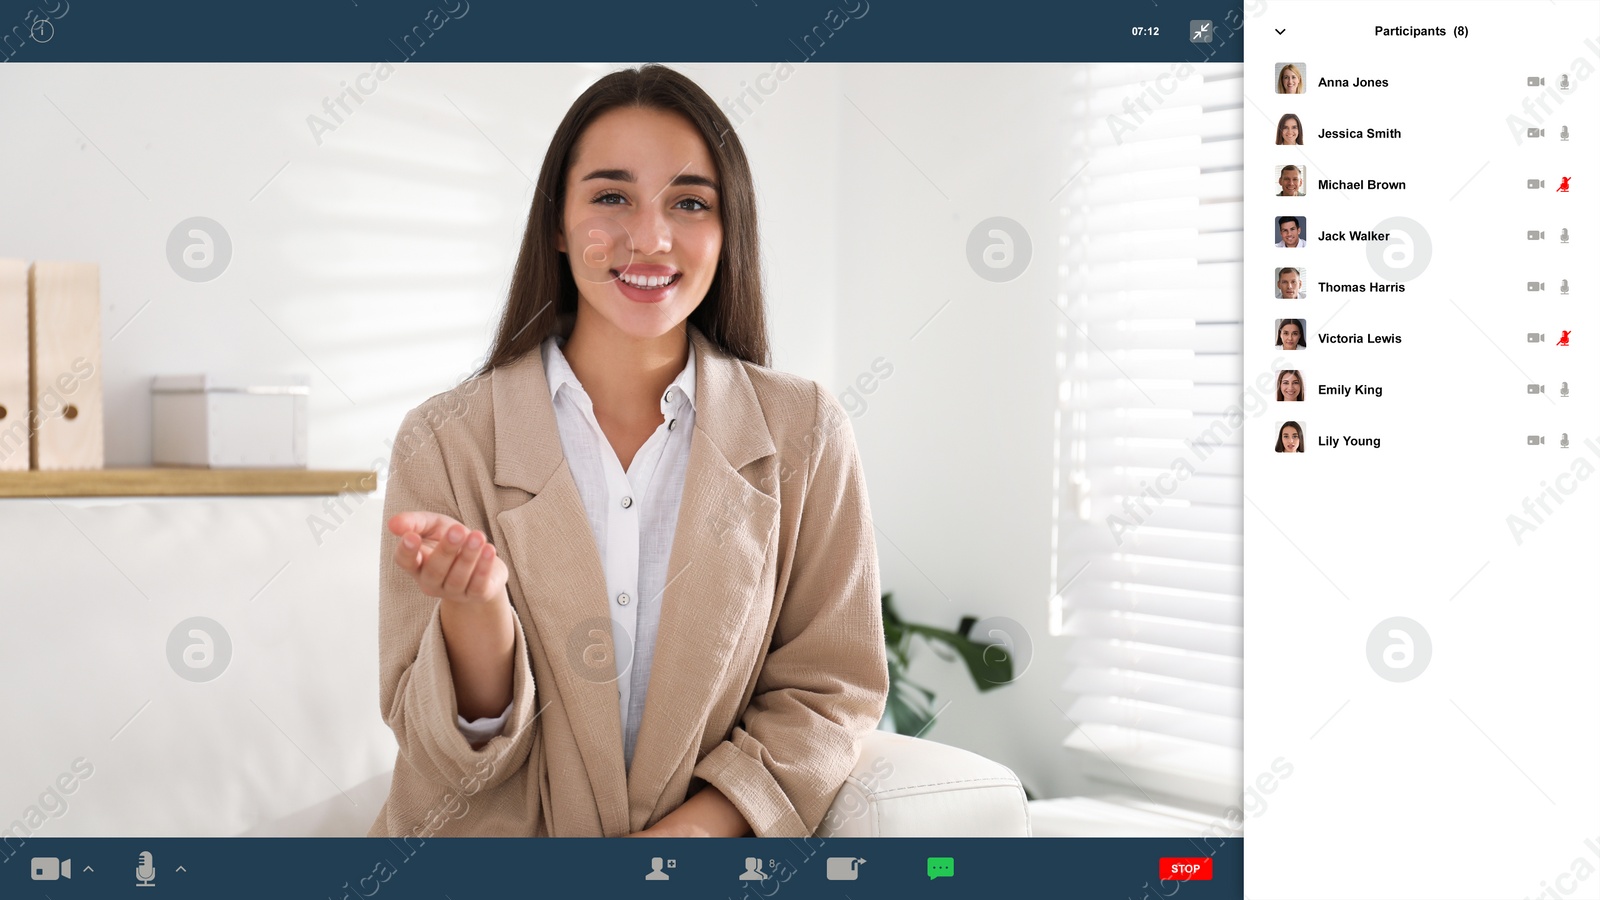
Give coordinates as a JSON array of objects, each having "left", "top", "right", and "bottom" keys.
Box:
[{"left": 815, "top": 730, "right": 1031, "bottom": 837}]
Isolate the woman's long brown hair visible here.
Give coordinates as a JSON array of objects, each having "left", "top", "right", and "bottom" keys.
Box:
[{"left": 473, "top": 64, "right": 769, "bottom": 378}]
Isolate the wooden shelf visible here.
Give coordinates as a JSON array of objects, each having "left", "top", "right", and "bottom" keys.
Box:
[{"left": 0, "top": 468, "right": 378, "bottom": 498}]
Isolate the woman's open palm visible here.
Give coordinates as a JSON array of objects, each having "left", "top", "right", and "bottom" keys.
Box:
[{"left": 388, "top": 511, "right": 509, "bottom": 606}]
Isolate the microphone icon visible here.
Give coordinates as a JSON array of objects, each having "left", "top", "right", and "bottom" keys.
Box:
[{"left": 135, "top": 851, "right": 155, "bottom": 887}]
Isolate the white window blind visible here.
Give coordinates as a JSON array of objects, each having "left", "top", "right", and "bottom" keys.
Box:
[{"left": 1050, "top": 64, "right": 1244, "bottom": 816}]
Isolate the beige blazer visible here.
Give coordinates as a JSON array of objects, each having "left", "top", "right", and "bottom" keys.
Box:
[{"left": 368, "top": 324, "right": 889, "bottom": 838}]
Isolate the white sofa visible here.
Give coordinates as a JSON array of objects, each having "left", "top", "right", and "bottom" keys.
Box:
[
  {"left": 251, "top": 729, "right": 1031, "bottom": 837},
  {"left": 815, "top": 730, "right": 1031, "bottom": 837}
]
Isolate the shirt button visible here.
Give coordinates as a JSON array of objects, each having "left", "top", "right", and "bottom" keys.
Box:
[
  {"left": 617, "top": 593, "right": 630, "bottom": 606},
  {"left": 664, "top": 390, "right": 674, "bottom": 404},
  {"left": 668, "top": 418, "right": 677, "bottom": 431},
  {"left": 621, "top": 496, "right": 633, "bottom": 509}
]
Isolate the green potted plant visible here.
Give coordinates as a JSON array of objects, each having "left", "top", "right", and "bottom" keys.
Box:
[{"left": 880, "top": 591, "right": 1015, "bottom": 736}]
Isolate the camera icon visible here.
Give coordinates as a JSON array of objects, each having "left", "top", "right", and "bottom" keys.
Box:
[{"left": 31, "top": 857, "right": 71, "bottom": 881}]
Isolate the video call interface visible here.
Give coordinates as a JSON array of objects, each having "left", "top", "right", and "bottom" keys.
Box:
[{"left": 3, "top": 1, "right": 1598, "bottom": 898}]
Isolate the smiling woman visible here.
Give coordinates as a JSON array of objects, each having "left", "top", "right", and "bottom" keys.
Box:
[
  {"left": 368, "top": 64, "right": 889, "bottom": 840},
  {"left": 554, "top": 107, "right": 726, "bottom": 357}
]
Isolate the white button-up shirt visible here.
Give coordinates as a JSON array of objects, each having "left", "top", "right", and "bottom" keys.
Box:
[{"left": 456, "top": 334, "right": 696, "bottom": 770}]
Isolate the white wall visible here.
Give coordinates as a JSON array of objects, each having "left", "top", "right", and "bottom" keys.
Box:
[
  {"left": 0, "top": 62, "right": 1073, "bottom": 834},
  {"left": 834, "top": 65, "right": 1072, "bottom": 799},
  {"left": 0, "top": 62, "right": 841, "bottom": 467}
]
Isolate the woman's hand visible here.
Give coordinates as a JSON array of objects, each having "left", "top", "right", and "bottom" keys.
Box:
[
  {"left": 389, "top": 511, "right": 517, "bottom": 720},
  {"left": 388, "top": 511, "right": 508, "bottom": 606},
  {"left": 620, "top": 785, "right": 751, "bottom": 837}
]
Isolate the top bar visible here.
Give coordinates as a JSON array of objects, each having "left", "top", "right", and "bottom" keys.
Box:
[{"left": 0, "top": 0, "right": 1246, "bottom": 63}]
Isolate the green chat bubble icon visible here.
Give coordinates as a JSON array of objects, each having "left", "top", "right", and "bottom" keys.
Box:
[{"left": 927, "top": 856, "right": 954, "bottom": 880}]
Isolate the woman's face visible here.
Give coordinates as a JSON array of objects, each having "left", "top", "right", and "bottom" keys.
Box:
[
  {"left": 1281, "top": 68, "right": 1300, "bottom": 93},
  {"left": 1279, "top": 322, "right": 1302, "bottom": 349},
  {"left": 1279, "top": 372, "right": 1301, "bottom": 400},
  {"left": 1280, "top": 426, "right": 1301, "bottom": 451},
  {"left": 1280, "top": 117, "right": 1299, "bottom": 143},
  {"left": 558, "top": 106, "right": 723, "bottom": 341}
]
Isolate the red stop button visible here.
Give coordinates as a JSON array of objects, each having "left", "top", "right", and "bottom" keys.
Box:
[{"left": 1158, "top": 857, "right": 1213, "bottom": 881}]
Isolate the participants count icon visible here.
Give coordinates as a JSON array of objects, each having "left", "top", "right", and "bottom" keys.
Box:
[{"left": 738, "top": 857, "right": 768, "bottom": 881}]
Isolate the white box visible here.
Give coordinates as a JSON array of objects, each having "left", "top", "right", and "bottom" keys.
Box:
[{"left": 151, "top": 374, "right": 309, "bottom": 468}]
